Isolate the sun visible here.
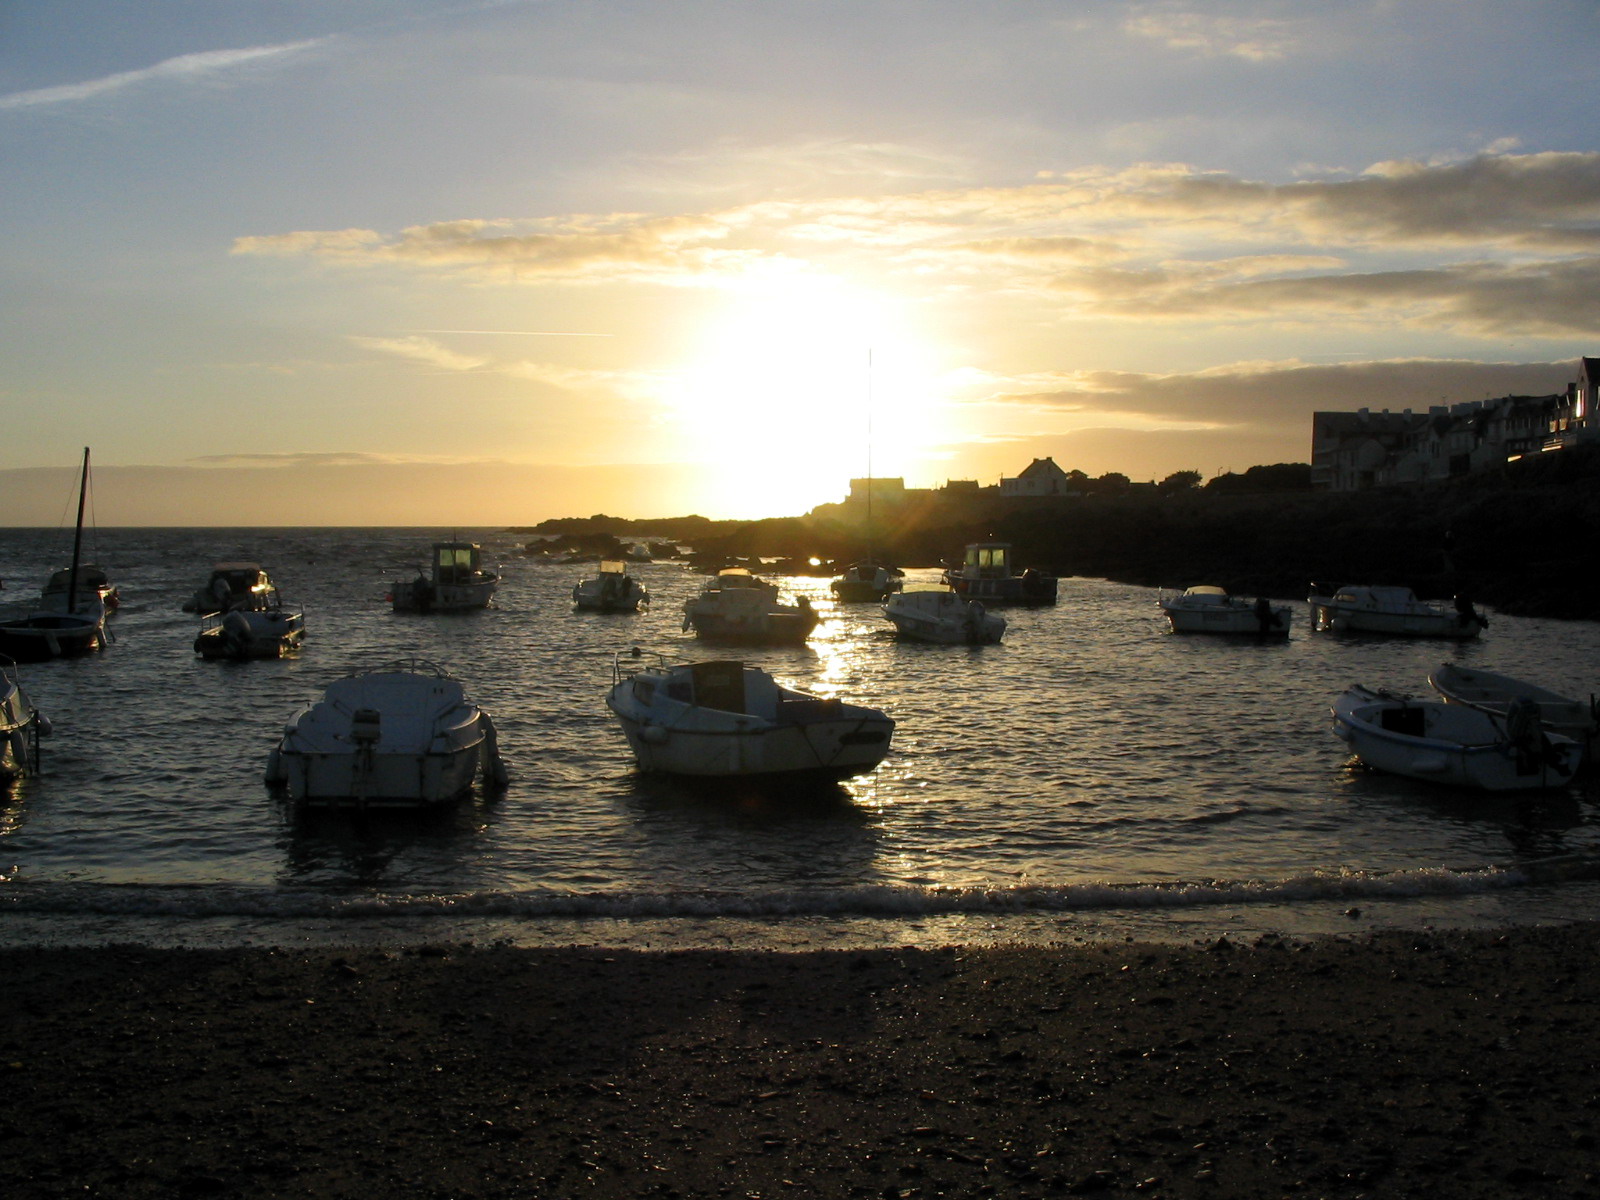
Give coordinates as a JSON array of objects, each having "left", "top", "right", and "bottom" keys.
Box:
[{"left": 659, "top": 275, "right": 944, "bottom": 516}]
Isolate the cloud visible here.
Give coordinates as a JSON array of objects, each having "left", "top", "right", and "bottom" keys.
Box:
[
  {"left": 1122, "top": 7, "right": 1301, "bottom": 61},
  {"left": 348, "top": 335, "right": 489, "bottom": 373},
  {"left": 0, "top": 41, "right": 325, "bottom": 110},
  {"left": 232, "top": 151, "right": 1600, "bottom": 336},
  {"left": 186, "top": 451, "right": 434, "bottom": 468},
  {"left": 974, "top": 357, "right": 1577, "bottom": 430}
]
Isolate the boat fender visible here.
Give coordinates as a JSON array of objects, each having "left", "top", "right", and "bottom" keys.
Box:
[
  {"left": 8, "top": 729, "right": 26, "bottom": 766},
  {"left": 639, "top": 723, "right": 669, "bottom": 745},
  {"left": 263, "top": 745, "right": 286, "bottom": 787}
]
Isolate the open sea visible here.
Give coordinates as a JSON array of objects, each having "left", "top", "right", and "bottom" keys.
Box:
[{"left": 2, "top": 525, "right": 1598, "bottom": 951}]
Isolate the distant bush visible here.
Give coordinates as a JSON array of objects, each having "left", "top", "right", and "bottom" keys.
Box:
[{"left": 1206, "top": 463, "right": 1313, "bottom": 493}]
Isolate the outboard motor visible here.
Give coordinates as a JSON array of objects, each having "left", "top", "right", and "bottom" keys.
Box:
[{"left": 1453, "top": 594, "right": 1487, "bottom": 631}]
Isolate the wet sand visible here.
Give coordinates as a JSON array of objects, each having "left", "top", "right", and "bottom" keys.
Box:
[{"left": 3, "top": 925, "right": 1598, "bottom": 1198}]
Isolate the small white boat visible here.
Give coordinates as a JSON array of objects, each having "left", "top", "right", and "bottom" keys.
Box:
[
  {"left": 193, "top": 567, "right": 304, "bottom": 659},
  {"left": 572, "top": 560, "right": 649, "bottom": 612},
  {"left": 184, "top": 563, "right": 279, "bottom": 614},
  {"left": 264, "top": 660, "right": 509, "bottom": 808},
  {"left": 1428, "top": 662, "right": 1598, "bottom": 748},
  {"left": 1330, "top": 683, "right": 1582, "bottom": 791},
  {"left": 682, "top": 568, "right": 819, "bottom": 645},
  {"left": 0, "top": 658, "right": 50, "bottom": 781},
  {"left": 830, "top": 560, "right": 905, "bottom": 603},
  {"left": 941, "top": 542, "right": 1057, "bottom": 605},
  {"left": 1309, "top": 585, "right": 1487, "bottom": 639},
  {"left": 195, "top": 607, "right": 306, "bottom": 660},
  {"left": 1160, "top": 586, "right": 1291, "bottom": 636},
  {"left": 390, "top": 542, "right": 500, "bottom": 613},
  {"left": 606, "top": 653, "right": 894, "bottom": 780},
  {"left": 883, "top": 588, "right": 1006, "bottom": 644}
]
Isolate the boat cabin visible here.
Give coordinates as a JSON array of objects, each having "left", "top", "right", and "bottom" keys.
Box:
[
  {"left": 202, "top": 563, "right": 276, "bottom": 613},
  {"left": 431, "top": 542, "right": 485, "bottom": 584},
  {"left": 963, "top": 542, "right": 1015, "bottom": 579}
]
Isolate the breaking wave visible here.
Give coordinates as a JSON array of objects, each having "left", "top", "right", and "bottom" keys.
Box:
[{"left": 7, "top": 854, "right": 1600, "bottom": 923}]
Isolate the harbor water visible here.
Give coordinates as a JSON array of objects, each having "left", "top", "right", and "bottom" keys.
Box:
[{"left": 2, "top": 526, "right": 1598, "bottom": 950}]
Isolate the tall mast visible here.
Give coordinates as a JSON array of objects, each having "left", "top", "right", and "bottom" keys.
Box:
[
  {"left": 865, "top": 349, "right": 873, "bottom": 553},
  {"left": 67, "top": 446, "right": 88, "bottom": 613}
]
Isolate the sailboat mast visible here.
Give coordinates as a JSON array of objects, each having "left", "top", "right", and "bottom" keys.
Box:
[
  {"left": 67, "top": 446, "right": 88, "bottom": 613},
  {"left": 865, "top": 349, "right": 873, "bottom": 552}
]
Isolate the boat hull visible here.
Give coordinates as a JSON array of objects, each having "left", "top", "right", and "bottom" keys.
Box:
[
  {"left": 266, "top": 666, "right": 507, "bottom": 807},
  {"left": 683, "top": 609, "right": 817, "bottom": 644},
  {"left": 883, "top": 592, "right": 1005, "bottom": 644},
  {"left": 573, "top": 576, "right": 648, "bottom": 612},
  {"left": 1162, "top": 601, "right": 1292, "bottom": 636},
  {"left": 610, "top": 711, "right": 893, "bottom": 779},
  {"left": 605, "top": 659, "right": 893, "bottom": 780},
  {"left": 0, "top": 611, "right": 106, "bottom": 662},
  {"left": 195, "top": 609, "right": 306, "bottom": 660},
  {"left": 391, "top": 578, "right": 498, "bottom": 613},
  {"left": 1310, "top": 587, "right": 1486, "bottom": 639},
  {"left": 946, "top": 574, "right": 1058, "bottom": 605},
  {"left": 1330, "top": 686, "right": 1581, "bottom": 791},
  {"left": 272, "top": 744, "right": 486, "bottom": 807},
  {"left": 0, "top": 673, "right": 41, "bottom": 781},
  {"left": 1428, "top": 663, "right": 1598, "bottom": 747}
]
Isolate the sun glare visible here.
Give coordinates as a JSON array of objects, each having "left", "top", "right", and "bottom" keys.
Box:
[{"left": 660, "top": 277, "right": 944, "bottom": 517}]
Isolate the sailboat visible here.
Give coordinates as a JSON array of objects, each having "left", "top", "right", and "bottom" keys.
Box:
[
  {"left": 0, "top": 448, "right": 111, "bottom": 662},
  {"left": 830, "top": 351, "right": 904, "bottom": 603}
]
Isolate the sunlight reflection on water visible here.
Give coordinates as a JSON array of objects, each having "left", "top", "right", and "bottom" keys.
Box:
[{"left": 1, "top": 526, "right": 1597, "bottom": 946}]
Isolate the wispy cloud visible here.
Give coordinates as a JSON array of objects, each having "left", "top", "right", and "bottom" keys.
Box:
[
  {"left": 1122, "top": 6, "right": 1301, "bottom": 61},
  {"left": 0, "top": 40, "right": 325, "bottom": 110},
  {"left": 974, "top": 357, "right": 1576, "bottom": 429},
  {"left": 233, "top": 151, "right": 1600, "bottom": 338}
]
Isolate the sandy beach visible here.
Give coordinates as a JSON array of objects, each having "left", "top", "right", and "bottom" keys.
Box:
[{"left": 3, "top": 925, "right": 1598, "bottom": 1199}]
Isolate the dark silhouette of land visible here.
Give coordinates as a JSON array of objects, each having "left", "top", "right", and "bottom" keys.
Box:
[{"left": 524, "top": 447, "right": 1600, "bottom": 621}]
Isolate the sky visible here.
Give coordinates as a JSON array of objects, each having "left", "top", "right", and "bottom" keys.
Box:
[{"left": 4, "top": 0, "right": 1600, "bottom": 525}]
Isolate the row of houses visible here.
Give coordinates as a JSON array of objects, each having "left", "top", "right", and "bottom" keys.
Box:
[
  {"left": 838, "top": 456, "right": 1117, "bottom": 510},
  {"left": 1311, "top": 357, "right": 1599, "bottom": 491}
]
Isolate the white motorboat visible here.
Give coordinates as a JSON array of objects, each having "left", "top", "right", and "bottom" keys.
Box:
[
  {"left": 265, "top": 661, "right": 508, "bottom": 808},
  {"left": 390, "top": 541, "right": 500, "bottom": 613},
  {"left": 606, "top": 653, "right": 894, "bottom": 780},
  {"left": 184, "top": 563, "right": 278, "bottom": 614},
  {"left": 194, "top": 567, "right": 305, "bottom": 659},
  {"left": 883, "top": 588, "right": 1006, "bottom": 644},
  {"left": 1160, "top": 586, "right": 1291, "bottom": 636},
  {"left": 1428, "top": 662, "right": 1598, "bottom": 748},
  {"left": 1309, "top": 585, "right": 1487, "bottom": 639},
  {"left": 573, "top": 560, "right": 649, "bottom": 612},
  {"left": 195, "top": 607, "right": 306, "bottom": 660},
  {"left": 682, "top": 568, "right": 819, "bottom": 645},
  {"left": 830, "top": 560, "right": 905, "bottom": 604},
  {"left": 1, "top": 658, "right": 49, "bottom": 781},
  {"left": 1330, "top": 683, "right": 1582, "bottom": 791},
  {"left": 941, "top": 542, "right": 1057, "bottom": 605},
  {"left": 0, "top": 449, "right": 110, "bottom": 663}
]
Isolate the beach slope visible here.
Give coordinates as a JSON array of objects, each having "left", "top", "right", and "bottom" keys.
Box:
[{"left": 3, "top": 927, "right": 1597, "bottom": 1198}]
